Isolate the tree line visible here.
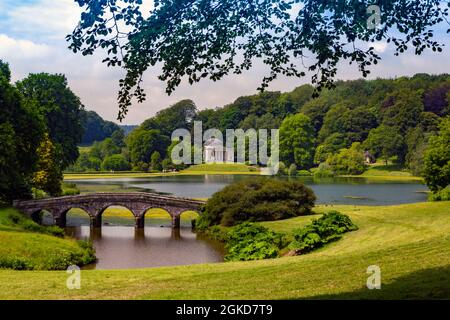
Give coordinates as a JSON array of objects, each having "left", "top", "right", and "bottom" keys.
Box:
[
  {"left": 0, "top": 60, "right": 84, "bottom": 203},
  {"left": 69, "top": 73, "right": 449, "bottom": 195}
]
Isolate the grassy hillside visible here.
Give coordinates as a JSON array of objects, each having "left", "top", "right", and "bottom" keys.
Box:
[
  {"left": 1, "top": 202, "right": 449, "bottom": 299},
  {"left": 0, "top": 208, "right": 95, "bottom": 270},
  {"left": 355, "top": 163, "right": 423, "bottom": 181}
]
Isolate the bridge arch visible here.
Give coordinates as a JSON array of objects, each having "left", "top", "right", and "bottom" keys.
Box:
[
  {"left": 64, "top": 207, "right": 93, "bottom": 227},
  {"left": 141, "top": 206, "right": 173, "bottom": 228},
  {"left": 180, "top": 210, "right": 200, "bottom": 228},
  {"left": 30, "top": 209, "right": 54, "bottom": 225},
  {"left": 101, "top": 205, "right": 136, "bottom": 227}
]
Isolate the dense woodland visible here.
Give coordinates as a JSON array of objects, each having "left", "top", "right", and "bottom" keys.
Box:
[
  {"left": 72, "top": 73, "right": 450, "bottom": 188},
  {"left": 1, "top": 56, "right": 449, "bottom": 203}
]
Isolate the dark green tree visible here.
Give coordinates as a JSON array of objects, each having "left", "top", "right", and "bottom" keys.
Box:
[
  {"left": 326, "top": 142, "right": 367, "bottom": 175},
  {"left": 405, "top": 127, "right": 428, "bottom": 176},
  {"left": 150, "top": 151, "right": 162, "bottom": 172},
  {"left": 111, "top": 129, "right": 126, "bottom": 148},
  {"left": 0, "top": 61, "right": 45, "bottom": 203},
  {"left": 80, "top": 110, "right": 121, "bottom": 144},
  {"left": 141, "top": 99, "right": 197, "bottom": 136},
  {"left": 279, "top": 113, "right": 316, "bottom": 169},
  {"left": 126, "top": 128, "right": 170, "bottom": 166},
  {"left": 318, "top": 103, "right": 349, "bottom": 142},
  {"left": 423, "top": 117, "right": 450, "bottom": 192},
  {"left": 101, "top": 154, "right": 131, "bottom": 171},
  {"left": 17, "top": 73, "right": 85, "bottom": 169},
  {"left": 381, "top": 89, "right": 424, "bottom": 134},
  {"left": 314, "top": 133, "right": 350, "bottom": 164},
  {"left": 364, "top": 125, "right": 405, "bottom": 165}
]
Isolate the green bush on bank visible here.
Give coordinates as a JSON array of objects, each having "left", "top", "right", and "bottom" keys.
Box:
[
  {"left": 313, "top": 163, "right": 336, "bottom": 178},
  {"left": 224, "top": 223, "right": 286, "bottom": 261},
  {"left": 62, "top": 183, "right": 81, "bottom": 196},
  {"left": 197, "top": 212, "right": 357, "bottom": 262},
  {"left": 429, "top": 187, "right": 450, "bottom": 201},
  {"left": 6, "top": 210, "right": 64, "bottom": 237},
  {"left": 289, "top": 211, "right": 358, "bottom": 254},
  {"left": 197, "top": 178, "right": 316, "bottom": 227}
]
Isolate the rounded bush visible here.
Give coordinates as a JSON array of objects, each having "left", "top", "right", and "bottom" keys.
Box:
[{"left": 198, "top": 177, "right": 316, "bottom": 227}]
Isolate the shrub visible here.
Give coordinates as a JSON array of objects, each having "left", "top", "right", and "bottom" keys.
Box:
[
  {"left": 297, "top": 170, "right": 312, "bottom": 176},
  {"left": 277, "top": 162, "right": 287, "bottom": 176},
  {"left": 31, "top": 188, "right": 48, "bottom": 199},
  {"left": 7, "top": 211, "right": 65, "bottom": 237},
  {"left": 198, "top": 178, "right": 316, "bottom": 227},
  {"left": 326, "top": 142, "right": 367, "bottom": 175},
  {"left": 224, "top": 223, "right": 286, "bottom": 261},
  {"left": 314, "top": 163, "right": 335, "bottom": 178},
  {"left": 429, "top": 187, "right": 450, "bottom": 201},
  {"left": 288, "top": 164, "right": 298, "bottom": 176},
  {"left": 0, "top": 256, "right": 33, "bottom": 270},
  {"left": 289, "top": 211, "right": 358, "bottom": 254},
  {"left": 101, "top": 154, "right": 131, "bottom": 171},
  {"left": 62, "top": 183, "right": 80, "bottom": 196}
]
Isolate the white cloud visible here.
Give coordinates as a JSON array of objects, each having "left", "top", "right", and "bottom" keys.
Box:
[
  {"left": 7, "top": 0, "right": 81, "bottom": 40},
  {"left": 373, "top": 41, "right": 388, "bottom": 53},
  {"left": 0, "top": 34, "right": 50, "bottom": 58}
]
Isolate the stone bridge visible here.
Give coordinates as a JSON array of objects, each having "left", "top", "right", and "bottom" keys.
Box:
[{"left": 12, "top": 193, "right": 205, "bottom": 229}]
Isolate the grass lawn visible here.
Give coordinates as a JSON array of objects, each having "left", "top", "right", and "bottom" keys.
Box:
[
  {"left": 0, "top": 208, "right": 95, "bottom": 270},
  {"left": 342, "top": 163, "right": 423, "bottom": 182},
  {"left": 1, "top": 201, "right": 449, "bottom": 299}
]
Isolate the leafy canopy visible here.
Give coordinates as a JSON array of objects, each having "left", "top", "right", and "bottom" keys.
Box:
[
  {"left": 424, "top": 116, "right": 450, "bottom": 192},
  {"left": 279, "top": 113, "right": 316, "bottom": 169},
  {"left": 68, "top": 0, "right": 450, "bottom": 120},
  {"left": 198, "top": 177, "right": 316, "bottom": 227}
]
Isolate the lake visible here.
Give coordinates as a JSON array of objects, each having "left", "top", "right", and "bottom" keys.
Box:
[
  {"left": 70, "top": 174, "right": 429, "bottom": 205},
  {"left": 65, "top": 225, "right": 225, "bottom": 270}
]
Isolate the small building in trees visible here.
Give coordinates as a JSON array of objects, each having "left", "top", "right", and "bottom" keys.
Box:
[
  {"left": 364, "top": 150, "right": 376, "bottom": 164},
  {"left": 204, "top": 137, "right": 234, "bottom": 163}
]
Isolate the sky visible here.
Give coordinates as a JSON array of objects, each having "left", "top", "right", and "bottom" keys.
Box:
[{"left": 1, "top": 0, "right": 449, "bottom": 125}]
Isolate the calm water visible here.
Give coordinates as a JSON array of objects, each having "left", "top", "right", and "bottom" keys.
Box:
[
  {"left": 63, "top": 174, "right": 428, "bottom": 269},
  {"left": 66, "top": 225, "right": 224, "bottom": 270},
  {"left": 71, "top": 174, "right": 429, "bottom": 205}
]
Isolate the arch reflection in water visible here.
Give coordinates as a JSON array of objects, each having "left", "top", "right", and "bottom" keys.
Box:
[{"left": 66, "top": 225, "right": 224, "bottom": 270}]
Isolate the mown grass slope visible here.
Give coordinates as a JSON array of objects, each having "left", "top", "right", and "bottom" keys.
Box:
[
  {"left": 351, "top": 163, "right": 423, "bottom": 181},
  {"left": 0, "top": 202, "right": 449, "bottom": 299},
  {"left": 0, "top": 208, "right": 95, "bottom": 270}
]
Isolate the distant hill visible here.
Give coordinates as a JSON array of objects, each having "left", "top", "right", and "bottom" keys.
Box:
[
  {"left": 80, "top": 111, "right": 121, "bottom": 145},
  {"left": 120, "top": 125, "right": 138, "bottom": 136}
]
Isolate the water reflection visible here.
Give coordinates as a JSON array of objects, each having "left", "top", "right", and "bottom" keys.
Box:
[{"left": 66, "top": 226, "right": 224, "bottom": 270}]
